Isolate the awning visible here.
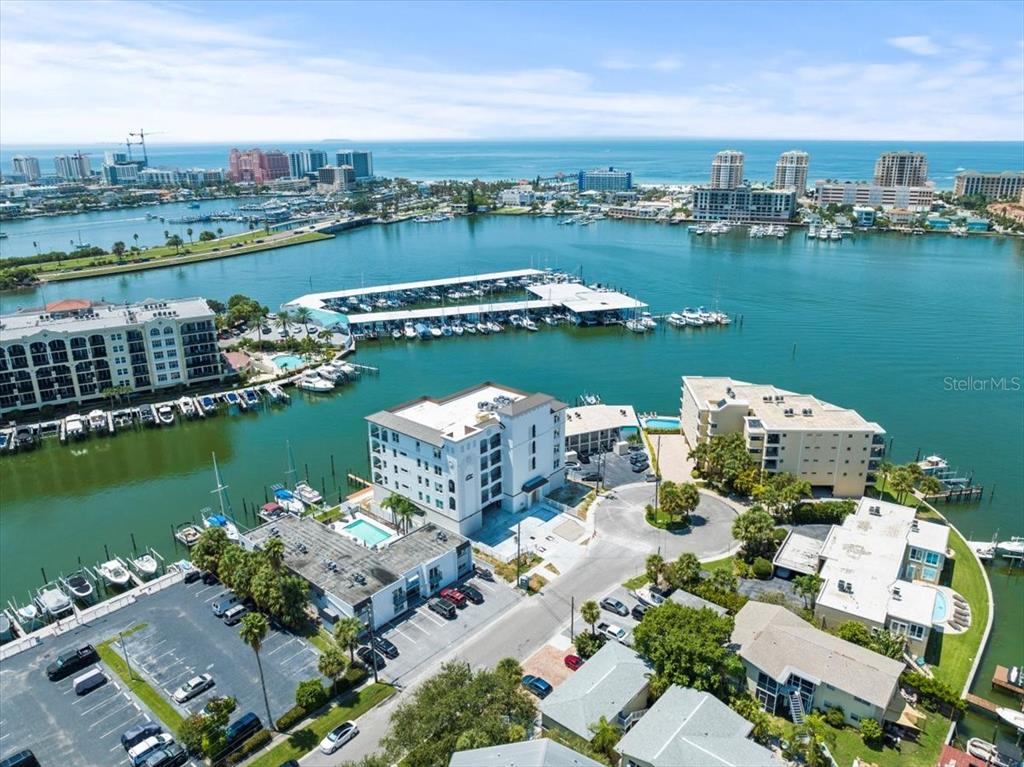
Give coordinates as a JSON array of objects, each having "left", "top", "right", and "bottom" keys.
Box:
[
  {"left": 262, "top": 502, "right": 282, "bottom": 512},
  {"left": 894, "top": 701, "right": 925, "bottom": 731},
  {"left": 522, "top": 476, "right": 548, "bottom": 493}
]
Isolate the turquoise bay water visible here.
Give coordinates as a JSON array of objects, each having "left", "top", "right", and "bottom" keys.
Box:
[{"left": 0, "top": 216, "right": 1021, "bottom": 737}]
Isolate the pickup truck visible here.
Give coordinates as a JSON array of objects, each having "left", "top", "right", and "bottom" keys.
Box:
[{"left": 596, "top": 621, "right": 628, "bottom": 643}]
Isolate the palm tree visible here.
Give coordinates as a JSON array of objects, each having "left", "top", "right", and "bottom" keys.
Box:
[
  {"left": 239, "top": 613, "right": 275, "bottom": 732},
  {"left": 293, "top": 307, "right": 313, "bottom": 334},
  {"left": 275, "top": 309, "right": 293, "bottom": 338},
  {"left": 581, "top": 600, "right": 600, "bottom": 636},
  {"left": 186, "top": 227, "right": 194, "bottom": 244},
  {"left": 645, "top": 553, "right": 665, "bottom": 587},
  {"left": 263, "top": 537, "right": 285, "bottom": 570},
  {"left": 250, "top": 306, "right": 268, "bottom": 344},
  {"left": 132, "top": 232, "right": 139, "bottom": 250},
  {"left": 216, "top": 227, "right": 223, "bottom": 237},
  {"left": 589, "top": 715, "right": 620, "bottom": 759},
  {"left": 317, "top": 644, "right": 349, "bottom": 695},
  {"left": 380, "top": 493, "right": 417, "bottom": 534},
  {"left": 333, "top": 616, "right": 364, "bottom": 663}
]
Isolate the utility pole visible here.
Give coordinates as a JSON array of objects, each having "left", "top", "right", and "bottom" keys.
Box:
[
  {"left": 118, "top": 631, "right": 136, "bottom": 680},
  {"left": 515, "top": 522, "right": 522, "bottom": 588},
  {"left": 570, "top": 595, "right": 575, "bottom": 641},
  {"left": 366, "top": 601, "right": 379, "bottom": 684}
]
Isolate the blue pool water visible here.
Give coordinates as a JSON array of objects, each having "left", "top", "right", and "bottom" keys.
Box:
[
  {"left": 344, "top": 519, "right": 392, "bottom": 547},
  {"left": 273, "top": 354, "right": 305, "bottom": 371},
  {"left": 645, "top": 417, "right": 680, "bottom": 430},
  {"left": 933, "top": 590, "right": 948, "bottom": 622}
]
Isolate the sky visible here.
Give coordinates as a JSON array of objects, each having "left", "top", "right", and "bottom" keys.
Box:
[{"left": 1, "top": 0, "right": 1022, "bottom": 144}]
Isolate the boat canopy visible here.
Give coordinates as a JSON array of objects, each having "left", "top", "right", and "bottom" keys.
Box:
[
  {"left": 207, "top": 514, "right": 228, "bottom": 526},
  {"left": 274, "top": 489, "right": 296, "bottom": 500},
  {"left": 262, "top": 502, "right": 283, "bottom": 512}
]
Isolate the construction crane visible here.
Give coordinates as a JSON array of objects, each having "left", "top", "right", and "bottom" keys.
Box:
[{"left": 125, "top": 129, "right": 165, "bottom": 166}]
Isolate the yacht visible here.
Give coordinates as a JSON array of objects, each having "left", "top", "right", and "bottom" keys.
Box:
[
  {"left": 522, "top": 318, "right": 538, "bottom": 331},
  {"left": 294, "top": 481, "right": 323, "bottom": 506},
  {"left": 297, "top": 374, "right": 334, "bottom": 392},
  {"left": 156, "top": 404, "right": 175, "bottom": 426},
  {"left": 132, "top": 554, "right": 160, "bottom": 578},
  {"left": 403, "top": 321, "right": 416, "bottom": 339},
  {"left": 681, "top": 308, "right": 704, "bottom": 326},
  {"left": 997, "top": 537, "right": 1024, "bottom": 559},
  {"left": 36, "top": 583, "right": 74, "bottom": 619},
  {"left": 829, "top": 229, "right": 842, "bottom": 241},
  {"left": 203, "top": 513, "right": 240, "bottom": 541},
  {"left": 625, "top": 318, "right": 648, "bottom": 333},
  {"left": 715, "top": 312, "right": 732, "bottom": 325},
  {"left": 273, "top": 487, "right": 306, "bottom": 514},
  {"left": 97, "top": 559, "right": 132, "bottom": 588},
  {"left": 87, "top": 409, "right": 108, "bottom": 433},
  {"left": 640, "top": 312, "right": 657, "bottom": 329},
  {"left": 62, "top": 570, "right": 95, "bottom": 602},
  {"left": 996, "top": 707, "right": 1024, "bottom": 732},
  {"left": 61, "top": 414, "right": 87, "bottom": 442},
  {"left": 316, "top": 363, "right": 343, "bottom": 382},
  {"left": 177, "top": 396, "right": 197, "bottom": 419},
  {"left": 666, "top": 312, "right": 687, "bottom": 327},
  {"left": 697, "top": 307, "right": 715, "bottom": 324}
]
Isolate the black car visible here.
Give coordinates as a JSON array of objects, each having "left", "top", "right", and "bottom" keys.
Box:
[
  {"left": 460, "top": 584, "right": 484, "bottom": 604},
  {"left": 183, "top": 569, "right": 202, "bottom": 584},
  {"left": 141, "top": 743, "right": 188, "bottom": 767},
  {"left": 474, "top": 565, "right": 494, "bottom": 581},
  {"left": 121, "top": 722, "right": 163, "bottom": 751},
  {"left": 631, "top": 461, "right": 650, "bottom": 473},
  {"left": 581, "top": 471, "right": 601, "bottom": 482},
  {"left": 201, "top": 570, "right": 219, "bottom": 585},
  {"left": 627, "top": 443, "right": 644, "bottom": 452},
  {"left": 356, "top": 645, "right": 387, "bottom": 669},
  {"left": 372, "top": 636, "right": 399, "bottom": 659},
  {"left": 578, "top": 453, "right": 591, "bottom": 464},
  {"left": 46, "top": 644, "right": 99, "bottom": 681},
  {"left": 629, "top": 452, "right": 648, "bottom": 464},
  {"left": 0, "top": 751, "right": 39, "bottom": 767},
  {"left": 631, "top": 603, "right": 649, "bottom": 621},
  {"left": 600, "top": 597, "right": 629, "bottom": 617}
]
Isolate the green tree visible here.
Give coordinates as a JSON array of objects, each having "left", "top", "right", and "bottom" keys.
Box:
[
  {"left": 581, "top": 600, "right": 600, "bottom": 635},
  {"left": 889, "top": 466, "right": 914, "bottom": 503},
  {"left": 793, "top": 713, "right": 835, "bottom": 767},
  {"left": 660, "top": 481, "right": 700, "bottom": 526},
  {"left": 573, "top": 631, "right": 604, "bottom": 660},
  {"left": 380, "top": 493, "right": 418, "bottom": 533},
  {"left": 111, "top": 241, "right": 127, "bottom": 261},
  {"left": 495, "top": 657, "right": 523, "bottom": 686},
  {"left": 689, "top": 433, "right": 757, "bottom": 493},
  {"left": 218, "top": 546, "right": 259, "bottom": 601},
  {"left": 708, "top": 567, "right": 738, "bottom": 594},
  {"left": 860, "top": 717, "right": 883, "bottom": 746},
  {"left": 337, "top": 754, "right": 392, "bottom": 767},
  {"left": 665, "top": 552, "right": 701, "bottom": 590},
  {"left": 294, "top": 306, "right": 313, "bottom": 332},
  {"left": 132, "top": 232, "right": 139, "bottom": 249},
  {"left": 333, "top": 616, "right": 365, "bottom": 663},
  {"left": 190, "top": 526, "right": 229, "bottom": 574},
  {"left": 276, "top": 309, "right": 293, "bottom": 337},
  {"left": 199, "top": 230, "right": 216, "bottom": 241},
  {"left": 239, "top": 612, "right": 275, "bottom": 733},
  {"left": 731, "top": 507, "right": 778, "bottom": 562},
  {"left": 262, "top": 536, "right": 285, "bottom": 569},
  {"left": 166, "top": 234, "right": 184, "bottom": 253},
  {"left": 752, "top": 473, "right": 812, "bottom": 518},
  {"left": 317, "top": 643, "right": 350, "bottom": 694},
  {"left": 794, "top": 573, "right": 823, "bottom": 608},
  {"left": 730, "top": 695, "right": 781, "bottom": 745},
  {"left": 918, "top": 475, "right": 943, "bottom": 496},
  {"left": 588, "top": 715, "right": 621, "bottom": 759},
  {"left": 186, "top": 227, "right": 194, "bottom": 244},
  {"left": 645, "top": 553, "right": 665, "bottom": 587},
  {"left": 633, "top": 602, "right": 740, "bottom": 696},
  {"left": 295, "top": 678, "right": 328, "bottom": 711}
]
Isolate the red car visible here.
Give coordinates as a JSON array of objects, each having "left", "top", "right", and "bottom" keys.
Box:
[
  {"left": 564, "top": 654, "right": 583, "bottom": 671},
  {"left": 439, "top": 587, "right": 467, "bottom": 608}
]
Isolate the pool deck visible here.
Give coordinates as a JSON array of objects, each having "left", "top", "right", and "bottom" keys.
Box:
[{"left": 333, "top": 512, "right": 400, "bottom": 549}]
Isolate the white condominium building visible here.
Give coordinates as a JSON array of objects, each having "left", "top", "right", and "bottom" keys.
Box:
[
  {"left": 710, "top": 150, "right": 745, "bottom": 189},
  {"left": 367, "top": 383, "right": 567, "bottom": 536},
  {"left": 0, "top": 298, "right": 223, "bottom": 415},
  {"left": 774, "top": 150, "right": 809, "bottom": 193},
  {"left": 680, "top": 376, "right": 886, "bottom": 497},
  {"left": 874, "top": 151, "right": 928, "bottom": 187},
  {"left": 814, "top": 181, "right": 934, "bottom": 211}
]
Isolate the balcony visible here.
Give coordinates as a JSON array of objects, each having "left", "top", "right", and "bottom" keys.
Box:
[
  {"left": 765, "top": 446, "right": 779, "bottom": 457},
  {"left": 872, "top": 434, "right": 886, "bottom": 445},
  {"left": 766, "top": 433, "right": 780, "bottom": 445}
]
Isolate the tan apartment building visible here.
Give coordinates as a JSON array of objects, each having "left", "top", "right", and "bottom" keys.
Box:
[
  {"left": 680, "top": 376, "right": 885, "bottom": 497},
  {"left": 953, "top": 170, "right": 1024, "bottom": 200}
]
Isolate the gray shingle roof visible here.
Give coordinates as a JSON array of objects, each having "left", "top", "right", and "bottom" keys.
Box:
[
  {"left": 616, "top": 686, "right": 780, "bottom": 767},
  {"left": 539, "top": 641, "right": 652, "bottom": 740},
  {"left": 731, "top": 603, "right": 902, "bottom": 711},
  {"left": 449, "top": 738, "right": 603, "bottom": 767}
]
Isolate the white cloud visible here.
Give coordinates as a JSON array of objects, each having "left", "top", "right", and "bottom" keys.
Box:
[
  {"left": 887, "top": 36, "right": 941, "bottom": 56},
  {"left": 652, "top": 56, "right": 683, "bottom": 72}
]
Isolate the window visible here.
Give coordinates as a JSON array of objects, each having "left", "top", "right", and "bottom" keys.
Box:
[
  {"left": 530, "top": 456, "right": 536, "bottom": 471},
  {"left": 150, "top": 328, "right": 160, "bottom": 337},
  {"left": 449, "top": 497, "right": 456, "bottom": 510},
  {"left": 435, "top": 499, "right": 443, "bottom": 509},
  {"left": 480, "top": 441, "right": 488, "bottom": 454},
  {"left": 448, "top": 479, "right": 455, "bottom": 493},
  {"left": 554, "top": 458, "right": 560, "bottom": 469},
  {"left": 434, "top": 465, "right": 441, "bottom": 476},
  {"left": 924, "top": 551, "right": 941, "bottom": 566},
  {"left": 530, "top": 424, "right": 537, "bottom": 438},
  {"left": 163, "top": 327, "right": 174, "bottom": 335},
  {"left": 908, "top": 547, "right": 923, "bottom": 562},
  {"left": 530, "top": 440, "right": 536, "bottom": 455}
]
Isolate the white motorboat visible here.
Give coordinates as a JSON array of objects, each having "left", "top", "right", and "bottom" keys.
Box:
[
  {"left": 508, "top": 314, "right": 523, "bottom": 328},
  {"left": 452, "top": 323, "right": 465, "bottom": 336},
  {"left": 682, "top": 308, "right": 704, "bottom": 326},
  {"left": 715, "top": 312, "right": 732, "bottom": 325},
  {"left": 391, "top": 327, "right": 402, "bottom": 340},
  {"left": 429, "top": 326, "right": 443, "bottom": 338},
  {"left": 403, "top": 322, "right": 416, "bottom": 339},
  {"left": 174, "top": 523, "right": 203, "bottom": 547},
  {"left": 177, "top": 396, "right": 197, "bottom": 418},
  {"left": 465, "top": 323, "right": 478, "bottom": 334},
  {"left": 62, "top": 570, "right": 94, "bottom": 602},
  {"left": 997, "top": 537, "right": 1024, "bottom": 559},
  {"left": 294, "top": 481, "right": 323, "bottom": 506},
  {"left": 316, "top": 363, "right": 344, "bottom": 382},
  {"left": 98, "top": 559, "right": 132, "bottom": 588},
  {"left": 625, "top": 318, "right": 648, "bottom": 333},
  {"left": 273, "top": 488, "right": 306, "bottom": 514},
  {"left": 487, "top": 321, "right": 502, "bottom": 333},
  {"left": 132, "top": 554, "right": 159, "bottom": 578},
  {"left": 543, "top": 315, "right": 557, "bottom": 326},
  {"left": 265, "top": 384, "right": 290, "bottom": 403},
  {"left": 62, "top": 414, "right": 86, "bottom": 442},
  {"left": 666, "top": 312, "right": 687, "bottom": 327},
  {"left": 16, "top": 602, "right": 40, "bottom": 624},
  {"left": 997, "top": 707, "right": 1024, "bottom": 732},
  {"left": 156, "top": 404, "right": 175, "bottom": 426},
  {"left": 640, "top": 312, "right": 657, "bottom": 329},
  {"left": 87, "top": 409, "right": 107, "bottom": 432},
  {"left": 36, "top": 584, "right": 73, "bottom": 619},
  {"left": 697, "top": 307, "right": 715, "bottom": 324},
  {"left": 522, "top": 318, "right": 538, "bottom": 331},
  {"left": 203, "top": 513, "right": 240, "bottom": 541},
  {"left": 967, "top": 738, "right": 1014, "bottom": 767},
  {"left": 297, "top": 374, "right": 334, "bottom": 392},
  {"left": 198, "top": 394, "right": 219, "bottom": 414},
  {"left": 476, "top": 322, "right": 489, "bottom": 334}
]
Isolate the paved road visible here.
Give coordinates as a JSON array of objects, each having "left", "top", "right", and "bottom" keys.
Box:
[{"left": 305, "top": 484, "right": 741, "bottom": 765}]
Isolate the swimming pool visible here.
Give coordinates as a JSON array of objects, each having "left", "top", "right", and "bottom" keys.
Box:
[
  {"left": 645, "top": 417, "right": 680, "bottom": 431},
  {"left": 343, "top": 519, "right": 392, "bottom": 547},
  {"left": 273, "top": 354, "right": 305, "bottom": 371},
  {"left": 932, "top": 590, "right": 948, "bottom": 622}
]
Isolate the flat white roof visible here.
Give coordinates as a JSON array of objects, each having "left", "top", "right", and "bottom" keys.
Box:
[
  {"left": 286, "top": 269, "right": 544, "bottom": 309},
  {"left": 773, "top": 531, "right": 825, "bottom": 575},
  {"left": 527, "top": 282, "right": 647, "bottom": 313},
  {"left": 344, "top": 300, "right": 555, "bottom": 325},
  {"left": 395, "top": 384, "right": 523, "bottom": 433},
  {"left": 564, "top": 404, "right": 639, "bottom": 438}
]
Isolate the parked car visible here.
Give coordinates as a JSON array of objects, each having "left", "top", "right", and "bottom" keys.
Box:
[
  {"left": 627, "top": 443, "right": 644, "bottom": 452},
  {"left": 596, "top": 621, "right": 628, "bottom": 642},
  {"left": 439, "top": 587, "right": 467, "bottom": 608},
  {"left": 0, "top": 751, "right": 39, "bottom": 767},
  {"left": 631, "top": 603, "right": 649, "bottom": 621},
  {"left": 46, "top": 644, "right": 99, "bottom": 681},
  {"left": 372, "top": 636, "right": 399, "bottom": 659},
  {"left": 128, "top": 734, "right": 174, "bottom": 766},
  {"left": 211, "top": 591, "right": 240, "bottom": 616},
  {"left": 600, "top": 597, "right": 629, "bottom": 617},
  {"left": 201, "top": 571, "right": 218, "bottom": 585},
  {"left": 121, "top": 722, "right": 163, "bottom": 751},
  {"left": 223, "top": 712, "right": 262, "bottom": 754},
  {"left": 631, "top": 461, "right": 650, "bottom": 473},
  {"left": 141, "top": 743, "right": 188, "bottom": 767},
  {"left": 428, "top": 597, "right": 457, "bottom": 619},
  {"left": 521, "top": 674, "right": 553, "bottom": 699},
  {"left": 72, "top": 668, "right": 107, "bottom": 695},
  {"left": 356, "top": 645, "right": 387, "bottom": 669},
  {"left": 581, "top": 471, "right": 601, "bottom": 482},
  {"left": 223, "top": 604, "right": 249, "bottom": 625},
  {"left": 644, "top": 472, "right": 659, "bottom": 482},
  {"left": 629, "top": 451, "right": 647, "bottom": 463},
  {"left": 564, "top": 654, "right": 583, "bottom": 671},
  {"left": 183, "top": 569, "right": 202, "bottom": 584},
  {"left": 474, "top": 565, "right": 494, "bottom": 581},
  {"left": 319, "top": 720, "right": 359, "bottom": 754},
  {"left": 460, "top": 584, "right": 484, "bottom": 604},
  {"left": 172, "top": 673, "right": 215, "bottom": 703}
]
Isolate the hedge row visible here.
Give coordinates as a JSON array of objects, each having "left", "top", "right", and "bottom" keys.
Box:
[
  {"left": 275, "top": 704, "right": 307, "bottom": 732},
  {"left": 225, "top": 729, "right": 272, "bottom": 764},
  {"left": 692, "top": 582, "right": 749, "bottom": 613},
  {"left": 900, "top": 670, "right": 967, "bottom": 714},
  {"left": 787, "top": 500, "right": 856, "bottom": 525}
]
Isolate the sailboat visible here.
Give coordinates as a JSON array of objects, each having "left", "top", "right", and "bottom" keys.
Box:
[{"left": 204, "top": 453, "right": 240, "bottom": 540}]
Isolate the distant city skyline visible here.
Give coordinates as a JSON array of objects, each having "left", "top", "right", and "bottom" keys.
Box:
[{"left": 1, "top": 0, "right": 1021, "bottom": 144}]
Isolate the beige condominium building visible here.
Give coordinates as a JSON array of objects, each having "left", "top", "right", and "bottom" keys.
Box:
[
  {"left": 874, "top": 151, "right": 928, "bottom": 187},
  {"left": 953, "top": 170, "right": 1024, "bottom": 200},
  {"left": 680, "top": 376, "right": 885, "bottom": 497}
]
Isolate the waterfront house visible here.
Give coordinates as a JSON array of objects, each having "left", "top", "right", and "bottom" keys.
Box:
[
  {"left": 241, "top": 515, "right": 472, "bottom": 631},
  {"left": 539, "top": 641, "right": 653, "bottom": 741},
  {"left": 449, "top": 739, "right": 603, "bottom": 767},
  {"left": 616, "top": 685, "right": 780, "bottom": 767},
  {"left": 564, "top": 404, "right": 640, "bottom": 456},
  {"left": 853, "top": 205, "right": 876, "bottom": 227},
  {"left": 731, "top": 602, "right": 907, "bottom": 726},
  {"left": 679, "top": 376, "right": 886, "bottom": 498}
]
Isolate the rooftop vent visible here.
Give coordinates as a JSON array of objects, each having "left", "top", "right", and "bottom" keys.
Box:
[
  {"left": 869, "top": 505, "right": 881, "bottom": 516},
  {"left": 783, "top": 408, "right": 794, "bottom": 417},
  {"left": 802, "top": 408, "right": 813, "bottom": 416},
  {"left": 774, "top": 395, "right": 784, "bottom": 402},
  {"left": 911, "top": 520, "right": 919, "bottom": 531},
  {"left": 892, "top": 586, "right": 902, "bottom": 600}
]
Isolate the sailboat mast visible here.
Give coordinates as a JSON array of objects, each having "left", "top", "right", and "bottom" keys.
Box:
[{"left": 210, "top": 452, "right": 233, "bottom": 517}]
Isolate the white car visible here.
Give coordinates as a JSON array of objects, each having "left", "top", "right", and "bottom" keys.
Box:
[
  {"left": 172, "top": 673, "right": 214, "bottom": 703},
  {"left": 128, "top": 733, "right": 173, "bottom": 766},
  {"left": 319, "top": 720, "right": 359, "bottom": 754}
]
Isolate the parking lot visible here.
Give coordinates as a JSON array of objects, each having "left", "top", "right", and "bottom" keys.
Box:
[
  {"left": 121, "top": 577, "right": 323, "bottom": 723},
  {"left": 568, "top": 446, "right": 654, "bottom": 489},
  {"left": 0, "top": 643, "right": 199, "bottom": 767},
  {"left": 369, "top": 573, "right": 521, "bottom": 684}
]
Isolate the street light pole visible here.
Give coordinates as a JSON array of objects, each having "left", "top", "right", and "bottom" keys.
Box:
[
  {"left": 570, "top": 595, "right": 575, "bottom": 642},
  {"left": 118, "top": 631, "right": 135, "bottom": 681},
  {"left": 366, "top": 601, "right": 379, "bottom": 684}
]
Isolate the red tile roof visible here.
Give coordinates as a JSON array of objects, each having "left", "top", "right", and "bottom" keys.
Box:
[{"left": 45, "top": 299, "right": 92, "bottom": 312}]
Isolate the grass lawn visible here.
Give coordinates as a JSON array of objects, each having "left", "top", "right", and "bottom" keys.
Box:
[
  {"left": 247, "top": 683, "right": 395, "bottom": 767},
  {"left": 96, "top": 624, "right": 184, "bottom": 733},
  {"left": 306, "top": 626, "right": 334, "bottom": 654},
  {"left": 644, "top": 507, "right": 690, "bottom": 531},
  {"left": 622, "top": 572, "right": 650, "bottom": 590},
  {"left": 825, "top": 710, "right": 947, "bottom": 767},
  {"left": 622, "top": 555, "right": 735, "bottom": 590}
]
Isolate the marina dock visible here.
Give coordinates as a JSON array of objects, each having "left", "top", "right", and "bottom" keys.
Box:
[{"left": 993, "top": 666, "right": 1024, "bottom": 697}]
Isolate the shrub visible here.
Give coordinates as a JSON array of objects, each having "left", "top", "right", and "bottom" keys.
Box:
[
  {"left": 226, "top": 729, "right": 272, "bottom": 764},
  {"left": 574, "top": 631, "right": 606, "bottom": 659},
  {"left": 692, "top": 582, "right": 748, "bottom": 613},
  {"left": 772, "top": 527, "right": 789, "bottom": 544},
  {"left": 788, "top": 499, "right": 856, "bottom": 525},
  {"left": 275, "top": 704, "right": 307, "bottom": 732},
  {"left": 333, "top": 664, "right": 368, "bottom": 694},
  {"left": 825, "top": 705, "right": 845, "bottom": 728},
  {"left": 900, "top": 670, "right": 967, "bottom": 714},
  {"left": 752, "top": 557, "right": 773, "bottom": 580},
  {"left": 860, "top": 718, "right": 883, "bottom": 746},
  {"left": 296, "top": 678, "right": 327, "bottom": 711}
]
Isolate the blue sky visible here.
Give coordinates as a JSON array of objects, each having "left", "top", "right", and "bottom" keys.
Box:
[{"left": 1, "top": 0, "right": 1022, "bottom": 143}]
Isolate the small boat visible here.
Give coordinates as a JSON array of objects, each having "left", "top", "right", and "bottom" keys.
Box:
[
  {"left": 203, "top": 513, "right": 240, "bottom": 541},
  {"left": 156, "top": 404, "right": 175, "bottom": 425},
  {"left": 522, "top": 318, "right": 538, "bottom": 332},
  {"left": 87, "top": 409, "right": 108, "bottom": 432},
  {"left": 198, "top": 394, "right": 219, "bottom": 414},
  {"left": 174, "top": 523, "right": 203, "bottom": 547},
  {"left": 294, "top": 481, "right": 323, "bottom": 506},
  {"left": 682, "top": 308, "right": 704, "bottom": 326},
  {"left": 509, "top": 314, "right": 523, "bottom": 328},
  {"left": 15, "top": 426, "right": 37, "bottom": 451},
  {"left": 715, "top": 312, "right": 732, "bottom": 325},
  {"left": 62, "top": 414, "right": 86, "bottom": 442},
  {"left": 36, "top": 584, "right": 73, "bottom": 619},
  {"left": 259, "top": 502, "right": 287, "bottom": 521},
  {"left": 996, "top": 707, "right": 1024, "bottom": 732},
  {"left": 429, "top": 325, "right": 443, "bottom": 338},
  {"left": 967, "top": 739, "right": 1014, "bottom": 767},
  {"left": 224, "top": 390, "right": 242, "bottom": 408},
  {"left": 16, "top": 602, "right": 40, "bottom": 624},
  {"left": 242, "top": 388, "right": 260, "bottom": 407},
  {"left": 132, "top": 554, "right": 159, "bottom": 578},
  {"left": 265, "top": 384, "right": 290, "bottom": 403},
  {"left": 666, "top": 312, "right": 687, "bottom": 327},
  {"left": 97, "top": 559, "right": 132, "bottom": 588},
  {"left": 452, "top": 324, "right": 465, "bottom": 336},
  {"left": 62, "top": 571, "right": 94, "bottom": 602},
  {"left": 487, "top": 321, "right": 502, "bottom": 333},
  {"left": 316, "top": 363, "right": 343, "bottom": 382},
  {"left": 997, "top": 537, "right": 1024, "bottom": 559},
  {"left": 176, "top": 396, "right": 196, "bottom": 419},
  {"left": 403, "top": 321, "right": 416, "bottom": 339},
  {"left": 297, "top": 374, "right": 334, "bottom": 392},
  {"left": 139, "top": 407, "right": 156, "bottom": 427},
  {"left": 273, "top": 488, "right": 305, "bottom": 514},
  {"left": 391, "top": 327, "right": 402, "bottom": 340},
  {"left": 625, "top": 318, "right": 648, "bottom": 333},
  {"left": 697, "top": 307, "right": 715, "bottom": 324},
  {"left": 640, "top": 312, "right": 657, "bottom": 329},
  {"left": 415, "top": 322, "right": 431, "bottom": 340},
  {"left": 465, "top": 323, "right": 478, "bottom": 334},
  {"left": 476, "top": 322, "right": 489, "bottom": 334}
]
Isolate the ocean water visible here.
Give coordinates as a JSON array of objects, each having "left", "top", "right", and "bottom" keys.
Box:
[{"left": 2, "top": 139, "right": 1022, "bottom": 187}]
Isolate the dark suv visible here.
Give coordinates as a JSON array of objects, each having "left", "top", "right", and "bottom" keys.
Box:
[{"left": 46, "top": 644, "right": 99, "bottom": 681}]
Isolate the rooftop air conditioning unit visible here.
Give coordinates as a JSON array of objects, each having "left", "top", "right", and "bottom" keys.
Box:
[
  {"left": 869, "top": 505, "right": 881, "bottom": 516},
  {"left": 775, "top": 395, "right": 784, "bottom": 402},
  {"left": 838, "top": 579, "right": 847, "bottom": 592}
]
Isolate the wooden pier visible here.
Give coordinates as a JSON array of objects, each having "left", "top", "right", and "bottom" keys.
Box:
[
  {"left": 993, "top": 665, "right": 1024, "bottom": 698},
  {"left": 923, "top": 485, "right": 984, "bottom": 504},
  {"left": 965, "top": 693, "right": 1000, "bottom": 716}
]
